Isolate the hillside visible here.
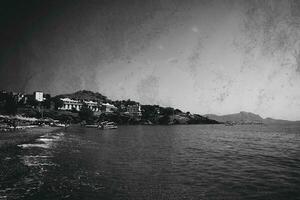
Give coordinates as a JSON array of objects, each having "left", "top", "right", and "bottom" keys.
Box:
[
  {"left": 56, "top": 90, "right": 109, "bottom": 102},
  {"left": 55, "top": 90, "right": 220, "bottom": 125}
]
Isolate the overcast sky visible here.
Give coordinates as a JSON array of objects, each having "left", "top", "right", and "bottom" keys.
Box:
[{"left": 0, "top": 0, "right": 300, "bottom": 120}]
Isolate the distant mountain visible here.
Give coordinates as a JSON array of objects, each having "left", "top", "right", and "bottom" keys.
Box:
[
  {"left": 56, "top": 90, "right": 109, "bottom": 102},
  {"left": 263, "top": 117, "right": 300, "bottom": 125},
  {"left": 205, "top": 111, "right": 263, "bottom": 124},
  {"left": 205, "top": 111, "right": 300, "bottom": 124}
]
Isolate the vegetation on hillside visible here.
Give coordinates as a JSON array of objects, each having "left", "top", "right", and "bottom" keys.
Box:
[{"left": 57, "top": 90, "right": 109, "bottom": 103}]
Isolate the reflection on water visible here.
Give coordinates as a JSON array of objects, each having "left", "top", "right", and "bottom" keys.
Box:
[
  {"left": 0, "top": 124, "right": 300, "bottom": 200},
  {"left": 22, "top": 155, "right": 54, "bottom": 167},
  {"left": 0, "top": 131, "right": 64, "bottom": 199}
]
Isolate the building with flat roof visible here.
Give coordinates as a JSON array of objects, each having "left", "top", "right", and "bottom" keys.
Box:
[
  {"left": 59, "top": 98, "right": 101, "bottom": 112},
  {"left": 33, "top": 91, "right": 45, "bottom": 102},
  {"left": 102, "top": 103, "right": 117, "bottom": 113},
  {"left": 59, "top": 98, "right": 82, "bottom": 111},
  {"left": 127, "top": 104, "right": 142, "bottom": 117},
  {"left": 84, "top": 100, "right": 100, "bottom": 112}
]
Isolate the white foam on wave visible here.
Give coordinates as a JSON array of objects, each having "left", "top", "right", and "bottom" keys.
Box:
[
  {"left": 23, "top": 155, "right": 52, "bottom": 158},
  {"left": 18, "top": 133, "right": 64, "bottom": 152},
  {"left": 19, "top": 132, "right": 65, "bottom": 149},
  {"left": 21, "top": 155, "right": 56, "bottom": 167},
  {"left": 18, "top": 143, "right": 50, "bottom": 149},
  {"left": 39, "top": 132, "right": 64, "bottom": 140},
  {"left": 37, "top": 138, "right": 54, "bottom": 142}
]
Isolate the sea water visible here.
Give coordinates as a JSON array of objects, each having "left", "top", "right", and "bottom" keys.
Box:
[{"left": 0, "top": 124, "right": 299, "bottom": 199}]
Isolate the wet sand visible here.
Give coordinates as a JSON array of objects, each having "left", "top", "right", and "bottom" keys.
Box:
[{"left": 0, "top": 127, "right": 62, "bottom": 149}]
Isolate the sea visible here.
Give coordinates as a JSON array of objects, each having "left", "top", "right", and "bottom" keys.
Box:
[{"left": 0, "top": 124, "right": 299, "bottom": 200}]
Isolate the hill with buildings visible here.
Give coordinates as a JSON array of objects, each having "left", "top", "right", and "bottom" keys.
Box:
[
  {"left": 56, "top": 90, "right": 220, "bottom": 125},
  {"left": 0, "top": 90, "right": 220, "bottom": 125},
  {"left": 56, "top": 90, "right": 109, "bottom": 102}
]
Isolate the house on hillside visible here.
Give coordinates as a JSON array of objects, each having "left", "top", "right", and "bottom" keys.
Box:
[
  {"left": 59, "top": 98, "right": 82, "bottom": 111},
  {"left": 127, "top": 104, "right": 142, "bottom": 117},
  {"left": 33, "top": 91, "right": 45, "bottom": 102},
  {"left": 59, "top": 98, "right": 101, "bottom": 112},
  {"left": 84, "top": 100, "right": 101, "bottom": 112},
  {"left": 102, "top": 103, "right": 117, "bottom": 113}
]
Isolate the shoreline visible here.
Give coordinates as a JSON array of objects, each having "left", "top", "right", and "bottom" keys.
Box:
[{"left": 0, "top": 126, "right": 62, "bottom": 149}]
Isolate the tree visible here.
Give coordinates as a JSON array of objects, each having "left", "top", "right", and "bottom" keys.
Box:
[
  {"left": 158, "top": 115, "right": 170, "bottom": 125},
  {"left": 174, "top": 109, "right": 182, "bottom": 114},
  {"left": 79, "top": 103, "right": 94, "bottom": 124},
  {"left": 27, "top": 96, "right": 39, "bottom": 108},
  {"left": 51, "top": 97, "right": 63, "bottom": 110},
  {"left": 160, "top": 107, "right": 174, "bottom": 116},
  {"left": 4, "top": 94, "right": 18, "bottom": 115},
  {"left": 71, "top": 107, "right": 78, "bottom": 113},
  {"left": 42, "top": 94, "right": 51, "bottom": 109}
]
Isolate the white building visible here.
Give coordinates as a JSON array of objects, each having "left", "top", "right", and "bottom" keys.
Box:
[
  {"left": 33, "top": 91, "right": 44, "bottom": 102},
  {"left": 59, "top": 98, "right": 82, "bottom": 111},
  {"left": 102, "top": 103, "right": 117, "bottom": 113},
  {"left": 84, "top": 100, "right": 100, "bottom": 112},
  {"left": 127, "top": 104, "right": 142, "bottom": 116},
  {"left": 59, "top": 98, "right": 101, "bottom": 112}
]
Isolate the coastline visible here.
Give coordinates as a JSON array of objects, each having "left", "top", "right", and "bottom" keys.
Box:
[{"left": 0, "top": 126, "right": 62, "bottom": 149}]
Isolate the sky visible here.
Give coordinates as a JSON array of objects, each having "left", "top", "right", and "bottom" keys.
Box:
[{"left": 0, "top": 0, "right": 300, "bottom": 120}]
